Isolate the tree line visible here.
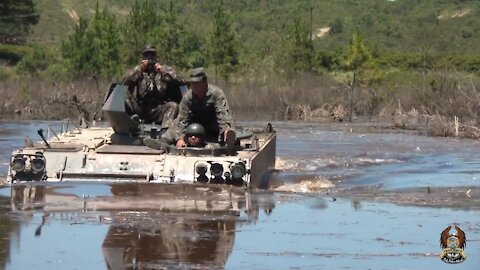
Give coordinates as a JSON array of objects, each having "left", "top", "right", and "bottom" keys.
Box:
[
  {"left": 0, "top": 0, "right": 39, "bottom": 44},
  {"left": 1, "top": 0, "right": 239, "bottom": 82},
  {"left": 61, "top": 0, "right": 239, "bottom": 81},
  {"left": 2, "top": 0, "right": 480, "bottom": 129},
  {"left": 3, "top": 0, "right": 480, "bottom": 80}
]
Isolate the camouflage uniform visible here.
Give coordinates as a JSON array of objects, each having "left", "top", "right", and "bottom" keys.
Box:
[
  {"left": 163, "top": 84, "right": 233, "bottom": 143},
  {"left": 122, "top": 65, "right": 184, "bottom": 128}
]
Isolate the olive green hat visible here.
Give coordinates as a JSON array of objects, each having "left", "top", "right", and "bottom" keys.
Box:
[{"left": 186, "top": 67, "right": 207, "bottom": 82}]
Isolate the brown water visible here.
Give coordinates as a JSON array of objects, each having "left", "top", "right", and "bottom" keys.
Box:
[{"left": 0, "top": 120, "right": 479, "bottom": 270}]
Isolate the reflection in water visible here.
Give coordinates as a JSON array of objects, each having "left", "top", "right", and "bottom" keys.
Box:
[
  {"left": 0, "top": 194, "right": 20, "bottom": 270},
  {"left": 351, "top": 200, "right": 362, "bottom": 210},
  {"left": 103, "top": 214, "right": 235, "bottom": 269},
  {"left": 11, "top": 185, "right": 46, "bottom": 211},
  {"left": 5, "top": 184, "right": 480, "bottom": 269},
  {"left": 8, "top": 183, "right": 275, "bottom": 269}
]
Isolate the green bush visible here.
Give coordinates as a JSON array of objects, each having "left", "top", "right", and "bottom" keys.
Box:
[
  {"left": 16, "top": 46, "right": 60, "bottom": 76},
  {"left": 375, "top": 51, "right": 480, "bottom": 73},
  {"left": 0, "top": 65, "right": 15, "bottom": 80},
  {"left": 435, "top": 53, "right": 480, "bottom": 73},
  {"left": 43, "top": 63, "right": 69, "bottom": 80},
  {"left": 0, "top": 45, "right": 33, "bottom": 64},
  {"left": 377, "top": 52, "right": 423, "bottom": 70}
]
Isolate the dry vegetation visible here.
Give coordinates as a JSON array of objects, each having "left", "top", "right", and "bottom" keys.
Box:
[
  {"left": 223, "top": 72, "right": 341, "bottom": 120},
  {"left": 224, "top": 70, "right": 480, "bottom": 139},
  {"left": 0, "top": 77, "right": 107, "bottom": 122},
  {"left": 2, "top": 70, "right": 480, "bottom": 139}
]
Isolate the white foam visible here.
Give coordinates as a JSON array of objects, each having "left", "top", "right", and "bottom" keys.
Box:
[
  {"left": 273, "top": 178, "right": 334, "bottom": 193},
  {"left": 355, "top": 157, "right": 403, "bottom": 165},
  {"left": 275, "top": 156, "right": 404, "bottom": 173},
  {"left": 275, "top": 157, "right": 299, "bottom": 171}
]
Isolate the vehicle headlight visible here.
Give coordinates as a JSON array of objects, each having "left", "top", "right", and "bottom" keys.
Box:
[
  {"left": 11, "top": 157, "right": 26, "bottom": 172},
  {"left": 210, "top": 163, "right": 224, "bottom": 177},
  {"left": 195, "top": 163, "right": 208, "bottom": 175},
  {"left": 31, "top": 158, "right": 46, "bottom": 173},
  {"left": 230, "top": 162, "right": 246, "bottom": 179}
]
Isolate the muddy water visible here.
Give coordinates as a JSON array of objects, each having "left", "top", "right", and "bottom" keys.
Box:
[{"left": 0, "top": 120, "right": 480, "bottom": 269}]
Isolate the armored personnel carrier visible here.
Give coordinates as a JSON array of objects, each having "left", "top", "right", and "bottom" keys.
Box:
[{"left": 6, "top": 85, "right": 276, "bottom": 188}]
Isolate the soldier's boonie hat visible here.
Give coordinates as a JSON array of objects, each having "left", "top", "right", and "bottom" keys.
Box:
[
  {"left": 186, "top": 67, "right": 207, "bottom": 82},
  {"left": 142, "top": 44, "right": 156, "bottom": 54}
]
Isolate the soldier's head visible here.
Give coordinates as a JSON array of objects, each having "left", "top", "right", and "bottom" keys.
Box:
[
  {"left": 142, "top": 44, "right": 157, "bottom": 61},
  {"left": 185, "top": 123, "right": 206, "bottom": 147},
  {"left": 187, "top": 67, "right": 208, "bottom": 97}
]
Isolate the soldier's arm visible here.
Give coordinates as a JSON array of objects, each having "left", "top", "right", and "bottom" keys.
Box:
[
  {"left": 214, "top": 89, "right": 233, "bottom": 132},
  {"left": 122, "top": 66, "right": 142, "bottom": 92},
  {"left": 160, "top": 66, "right": 185, "bottom": 89},
  {"left": 174, "top": 96, "right": 191, "bottom": 141},
  {"left": 160, "top": 66, "right": 183, "bottom": 82},
  {"left": 156, "top": 65, "right": 185, "bottom": 103}
]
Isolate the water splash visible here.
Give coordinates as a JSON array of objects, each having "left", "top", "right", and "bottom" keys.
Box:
[
  {"left": 275, "top": 157, "right": 299, "bottom": 171},
  {"left": 275, "top": 156, "right": 404, "bottom": 172},
  {"left": 273, "top": 178, "right": 334, "bottom": 193}
]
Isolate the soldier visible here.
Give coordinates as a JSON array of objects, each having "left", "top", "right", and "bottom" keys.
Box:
[
  {"left": 144, "top": 67, "right": 236, "bottom": 151},
  {"left": 122, "top": 44, "right": 184, "bottom": 133},
  {"left": 184, "top": 123, "right": 206, "bottom": 148}
]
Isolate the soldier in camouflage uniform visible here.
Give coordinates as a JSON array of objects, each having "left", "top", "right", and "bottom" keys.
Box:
[
  {"left": 144, "top": 67, "right": 236, "bottom": 151},
  {"left": 123, "top": 45, "right": 185, "bottom": 131}
]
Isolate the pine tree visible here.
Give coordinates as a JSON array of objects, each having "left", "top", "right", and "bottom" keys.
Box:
[
  {"left": 159, "top": 1, "right": 206, "bottom": 69},
  {"left": 280, "top": 17, "right": 314, "bottom": 73},
  {"left": 158, "top": 1, "right": 185, "bottom": 67},
  {"left": 0, "top": 0, "right": 39, "bottom": 43},
  {"left": 121, "top": 0, "right": 163, "bottom": 66},
  {"left": 61, "top": 18, "right": 90, "bottom": 73},
  {"left": 208, "top": 0, "right": 238, "bottom": 81},
  {"left": 342, "top": 33, "right": 378, "bottom": 122},
  {"left": 97, "top": 5, "right": 122, "bottom": 77},
  {"left": 62, "top": 3, "right": 121, "bottom": 79}
]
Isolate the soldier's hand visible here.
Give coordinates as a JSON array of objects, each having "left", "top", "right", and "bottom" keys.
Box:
[
  {"left": 176, "top": 139, "right": 187, "bottom": 148},
  {"left": 155, "top": 63, "right": 163, "bottom": 74},
  {"left": 140, "top": 60, "right": 149, "bottom": 72},
  {"left": 224, "top": 129, "right": 234, "bottom": 140}
]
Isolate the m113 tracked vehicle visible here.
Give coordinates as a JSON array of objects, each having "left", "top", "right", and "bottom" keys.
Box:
[{"left": 7, "top": 85, "right": 276, "bottom": 188}]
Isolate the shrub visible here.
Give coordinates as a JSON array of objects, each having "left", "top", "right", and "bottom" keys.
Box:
[
  {"left": 0, "top": 65, "right": 15, "bottom": 81},
  {"left": 0, "top": 45, "right": 33, "bottom": 64}
]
